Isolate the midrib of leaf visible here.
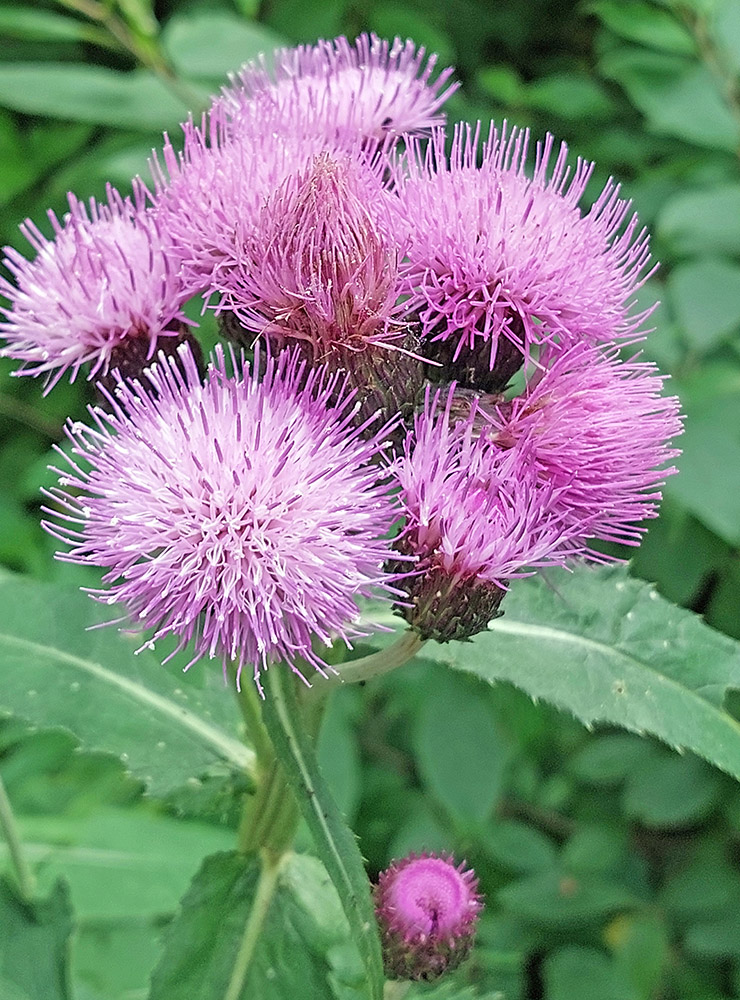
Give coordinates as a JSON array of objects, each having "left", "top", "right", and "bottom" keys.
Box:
[
  {"left": 0, "top": 631, "right": 254, "bottom": 773},
  {"left": 488, "top": 617, "right": 740, "bottom": 726}
]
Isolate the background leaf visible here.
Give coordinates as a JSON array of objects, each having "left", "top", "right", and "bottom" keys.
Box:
[
  {"left": 421, "top": 565, "right": 740, "bottom": 780},
  {"left": 0, "top": 64, "right": 196, "bottom": 129},
  {"left": 0, "top": 576, "right": 254, "bottom": 796},
  {"left": 0, "top": 877, "right": 73, "bottom": 1000}
]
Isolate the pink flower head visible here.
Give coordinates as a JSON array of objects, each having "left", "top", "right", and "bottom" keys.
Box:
[
  {"left": 0, "top": 188, "right": 188, "bottom": 390},
  {"left": 393, "top": 123, "right": 654, "bottom": 386},
  {"left": 374, "top": 852, "right": 482, "bottom": 981},
  {"left": 214, "top": 151, "right": 403, "bottom": 357},
  {"left": 484, "top": 343, "right": 683, "bottom": 549},
  {"left": 392, "top": 386, "right": 582, "bottom": 640},
  {"left": 43, "top": 344, "right": 403, "bottom": 690},
  {"left": 218, "top": 33, "right": 459, "bottom": 143}
]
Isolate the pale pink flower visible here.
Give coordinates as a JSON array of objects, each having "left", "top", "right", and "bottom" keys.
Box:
[
  {"left": 43, "top": 344, "right": 403, "bottom": 689},
  {"left": 0, "top": 189, "right": 188, "bottom": 390}
]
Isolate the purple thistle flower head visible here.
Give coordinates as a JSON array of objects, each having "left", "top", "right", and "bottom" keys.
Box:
[
  {"left": 392, "top": 386, "right": 582, "bottom": 640},
  {"left": 218, "top": 33, "right": 459, "bottom": 143},
  {"left": 393, "top": 123, "right": 655, "bottom": 390},
  {"left": 43, "top": 343, "right": 404, "bottom": 690},
  {"left": 0, "top": 188, "right": 189, "bottom": 390},
  {"left": 484, "top": 343, "right": 683, "bottom": 549},
  {"left": 150, "top": 107, "right": 327, "bottom": 296},
  {"left": 214, "top": 151, "right": 403, "bottom": 357},
  {"left": 374, "top": 851, "right": 482, "bottom": 981}
]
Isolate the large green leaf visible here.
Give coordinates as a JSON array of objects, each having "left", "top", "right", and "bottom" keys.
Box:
[
  {"left": 262, "top": 667, "right": 385, "bottom": 1000},
  {"left": 149, "top": 851, "right": 367, "bottom": 1000},
  {"left": 421, "top": 565, "right": 740, "bottom": 780},
  {"left": 0, "top": 877, "right": 73, "bottom": 1000},
  {"left": 0, "top": 64, "right": 198, "bottom": 130},
  {"left": 0, "top": 808, "right": 234, "bottom": 920},
  {"left": 0, "top": 577, "right": 254, "bottom": 796}
]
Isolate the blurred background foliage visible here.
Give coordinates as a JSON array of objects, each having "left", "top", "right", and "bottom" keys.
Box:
[{"left": 1, "top": 1, "right": 740, "bottom": 998}]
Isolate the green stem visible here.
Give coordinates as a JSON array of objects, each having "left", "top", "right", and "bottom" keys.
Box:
[
  {"left": 223, "top": 852, "right": 283, "bottom": 1000},
  {"left": 0, "top": 774, "right": 35, "bottom": 902},
  {"left": 234, "top": 676, "right": 273, "bottom": 766},
  {"left": 317, "top": 630, "right": 426, "bottom": 691},
  {"left": 238, "top": 756, "right": 299, "bottom": 857}
]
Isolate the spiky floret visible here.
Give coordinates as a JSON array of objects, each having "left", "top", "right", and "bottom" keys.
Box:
[
  {"left": 43, "top": 344, "right": 404, "bottom": 690},
  {"left": 392, "top": 386, "right": 583, "bottom": 640},
  {"left": 150, "top": 105, "right": 395, "bottom": 301},
  {"left": 214, "top": 152, "right": 403, "bottom": 355},
  {"left": 393, "top": 123, "right": 655, "bottom": 377},
  {"left": 218, "top": 33, "right": 459, "bottom": 142},
  {"left": 482, "top": 342, "right": 683, "bottom": 549},
  {"left": 374, "top": 852, "right": 482, "bottom": 981},
  {"left": 0, "top": 188, "right": 188, "bottom": 390}
]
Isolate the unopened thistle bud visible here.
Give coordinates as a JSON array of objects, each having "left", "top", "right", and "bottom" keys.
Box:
[{"left": 374, "top": 852, "right": 482, "bottom": 981}]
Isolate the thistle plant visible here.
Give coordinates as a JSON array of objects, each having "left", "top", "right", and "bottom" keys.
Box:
[{"left": 0, "top": 28, "right": 710, "bottom": 1000}]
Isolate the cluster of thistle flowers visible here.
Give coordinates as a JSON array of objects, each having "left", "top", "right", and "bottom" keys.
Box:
[{"left": 0, "top": 34, "right": 682, "bottom": 691}]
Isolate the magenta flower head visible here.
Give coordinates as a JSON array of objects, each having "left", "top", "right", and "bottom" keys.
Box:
[
  {"left": 374, "top": 852, "right": 482, "bottom": 981},
  {"left": 219, "top": 33, "right": 459, "bottom": 143},
  {"left": 392, "top": 386, "right": 581, "bottom": 641},
  {"left": 212, "top": 150, "right": 425, "bottom": 426},
  {"left": 43, "top": 343, "right": 403, "bottom": 690},
  {"left": 393, "top": 123, "right": 654, "bottom": 391},
  {"left": 0, "top": 188, "right": 189, "bottom": 391},
  {"left": 150, "top": 107, "right": 327, "bottom": 296},
  {"left": 484, "top": 343, "right": 683, "bottom": 549},
  {"left": 215, "top": 151, "right": 401, "bottom": 354}
]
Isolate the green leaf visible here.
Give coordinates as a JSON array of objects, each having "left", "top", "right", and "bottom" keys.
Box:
[
  {"left": 484, "top": 820, "right": 558, "bottom": 874},
  {"left": 0, "top": 64, "right": 195, "bottom": 130},
  {"left": 544, "top": 946, "right": 633, "bottom": 1000},
  {"left": 665, "top": 411, "right": 740, "bottom": 546},
  {"left": 712, "top": 0, "right": 740, "bottom": 75},
  {"left": 658, "top": 184, "right": 740, "bottom": 256},
  {"left": 591, "top": 0, "right": 695, "bottom": 54},
  {"left": 668, "top": 257, "right": 740, "bottom": 350},
  {"left": 622, "top": 749, "right": 723, "bottom": 827},
  {"left": 161, "top": 13, "right": 284, "bottom": 83},
  {"left": 570, "top": 733, "right": 653, "bottom": 786},
  {"left": 600, "top": 47, "right": 740, "bottom": 152},
  {"left": 422, "top": 565, "right": 740, "bottom": 781},
  {"left": 262, "top": 668, "right": 384, "bottom": 1000},
  {"left": 0, "top": 877, "right": 73, "bottom": 1000},
  {"left": 0, "top": 6, "right": 112, "bottom": 47},
  {"left": 413, "top": 671, "right": 509, "bottom": 822},
  {"left": 499, "top": 869, "right": 639, "bottom": 927},
  {"left": 149, "top": 851, "right": 366, "bottom": 1000},
  {"left": 0, "top": 577, "right": 254, "bottom": 796},
  {"left": 0, "top": 808, "right": 234, "bottom": 920}
]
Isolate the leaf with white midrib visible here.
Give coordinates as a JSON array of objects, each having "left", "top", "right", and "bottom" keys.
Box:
[
  {"left": 0, "top": 577, "right": 253, "bottom": 796},
  {"left": 421, "top": 565, "right": 740, "bottom": 781}
]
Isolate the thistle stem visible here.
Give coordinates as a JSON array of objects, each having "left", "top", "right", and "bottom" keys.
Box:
[
  {"left": 319, "top": 630, "right": 426, "bottom": 690},
  {"left": 0, "top": 774, "right": 35, "bottom": 902}
]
